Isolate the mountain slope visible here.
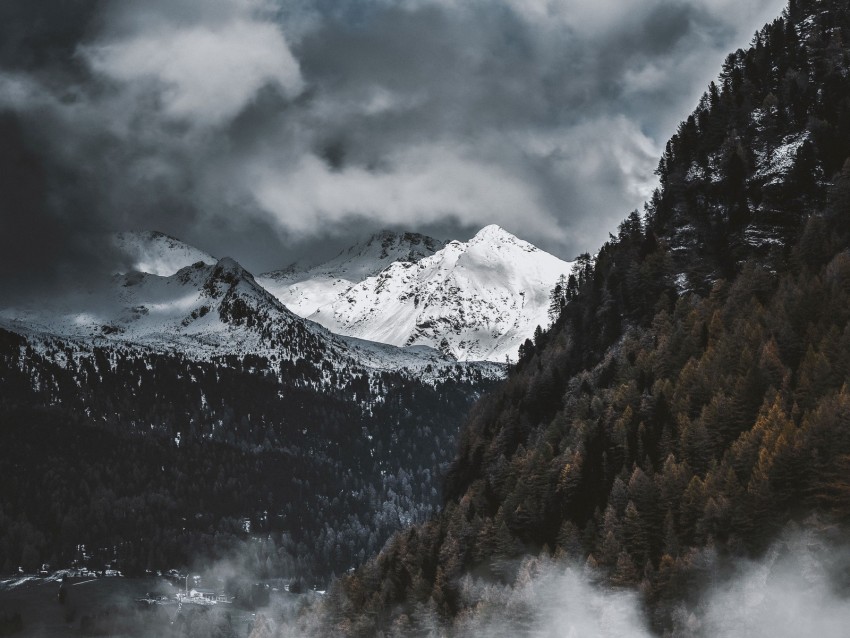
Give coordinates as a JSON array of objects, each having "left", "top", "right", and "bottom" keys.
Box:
[
  {"left": 257, "top": 230, "right": 446, "bottom": 317},
  {"left": 324, "top": 1, "right": 850, "bottom": 634},
  {"left": 262, "top": 225, "right": 574, "bottom": 362}
]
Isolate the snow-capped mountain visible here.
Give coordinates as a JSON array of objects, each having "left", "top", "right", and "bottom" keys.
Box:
[
  {"left": 0, "top": 255, "right": 500, "bottom": 380},
  {"left": 257, "top": 231, "right": 445, "bottom": 317},
  {"left": 262, "top": 225, "right": 574, "bottom": 362},
  {"left": 113, "top": 230, "right": 217, "bottom": 276},
  {"left": 5, "top": 224, "right": 570, "bottom": 374}
]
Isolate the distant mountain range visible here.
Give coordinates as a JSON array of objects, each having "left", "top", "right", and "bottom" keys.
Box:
[
  {"left": 9, "top": 225, "right": 572, "bottom": 366},
  {"left": 1, "top": 249, "right": 497, "bottom": 382}
]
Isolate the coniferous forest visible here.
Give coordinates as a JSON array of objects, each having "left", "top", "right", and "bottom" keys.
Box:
[
  {"left": 322, "top": 0, "right": 850, "bottom": 634},
  {"left": 0, "top": 330, "right": 498, "bottom": 584}
]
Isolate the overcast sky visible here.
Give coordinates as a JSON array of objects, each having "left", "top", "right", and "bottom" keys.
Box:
[{"left": 0, "top": 0, "right": 786, "bottom": 295}]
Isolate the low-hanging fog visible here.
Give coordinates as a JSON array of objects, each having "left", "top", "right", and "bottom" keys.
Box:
[{"left": 248, "top": 524, "right": 850, "bottom": 637}]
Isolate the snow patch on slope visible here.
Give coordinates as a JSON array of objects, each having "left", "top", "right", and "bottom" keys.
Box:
[{"left": 752, "top": 132, "right": 810, "bottom": 186}]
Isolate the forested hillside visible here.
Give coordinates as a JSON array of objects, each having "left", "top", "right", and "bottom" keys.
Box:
[
  {"left": 325, "top": 0, "right": 850, "bottom": 633},
  {"left": 0, "top": 329, "right": 498, "bottom": 583}
]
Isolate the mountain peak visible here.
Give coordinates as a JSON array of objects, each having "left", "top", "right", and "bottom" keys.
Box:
[
  {"left": 467, "top": 224, "right": 540, "bottom": 255},
  {"left": 364, "top": 230, "right": 445, "bottom": 260},
  {"left": 213, "top": 256, "right": 246, "bottom": 273},
  {"left": 369, "top": 229, "right": 405, "bottom": 242},
  {"left": 469, "top": 224, "right": 522, "bottom": 245},
  {"left": 209, "top": 257, "right": 254, "bottom": 282},
  {"left": 474, "top": 223, "right": 509, "bottom": 237},
  {"left": 201, "top": 257, "right": 259, "bottom": 300},
  {"left": 267, "top": 226, "right": 574, "bottom": 362},
  {"left": 256, "top": 225, "right": 573, "bottom": 361}
]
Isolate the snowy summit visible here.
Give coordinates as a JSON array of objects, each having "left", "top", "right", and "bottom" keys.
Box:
[{"left": 261, "top": 225, "right": 574, "bottom": 362}]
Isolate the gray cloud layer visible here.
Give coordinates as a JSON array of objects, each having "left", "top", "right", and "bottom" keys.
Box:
[{"left": 0, "top": 0, "right": 786, "bottom": 296}]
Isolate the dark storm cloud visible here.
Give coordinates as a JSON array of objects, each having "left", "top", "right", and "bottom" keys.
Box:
[
  {"left": 0, "top": 1, "right": 101, "bottom": 73},
  {"left": 0, "top": 2, "right": 113, "bottom": 299},
  {"left": 0, "top": 0, "right": 786, "bottom": 296}
]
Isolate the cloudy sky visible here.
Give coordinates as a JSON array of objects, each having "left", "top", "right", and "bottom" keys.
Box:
[{"left": 0, "top": 0, "right": 786, "bottom": 295}]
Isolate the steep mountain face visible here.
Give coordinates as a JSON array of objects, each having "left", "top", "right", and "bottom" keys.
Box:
[
  {"left": 257, "top": 230, "right": 446, "bottom": 317},
  {"left": 326, "top": 2, "right": 850, "bottom": 635},
  {"left": 261, "top": 225, "right": 573, "bottom": 362},
  {"left": 113, "top": 230, "right": 217, "bottom": 276}
]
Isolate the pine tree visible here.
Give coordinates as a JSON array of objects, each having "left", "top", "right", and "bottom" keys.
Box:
[{"left": 548, "top": 274, "right": 569, "bottom": 323}]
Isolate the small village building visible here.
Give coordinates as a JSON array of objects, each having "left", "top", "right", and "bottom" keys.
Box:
[{"left": 189, "top": 588, "right": 218, "bottom": 602}]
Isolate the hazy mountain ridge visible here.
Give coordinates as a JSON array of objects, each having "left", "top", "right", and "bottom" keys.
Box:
[{"left": 113, "top": 230, "right": 217, "bottom": 276}]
